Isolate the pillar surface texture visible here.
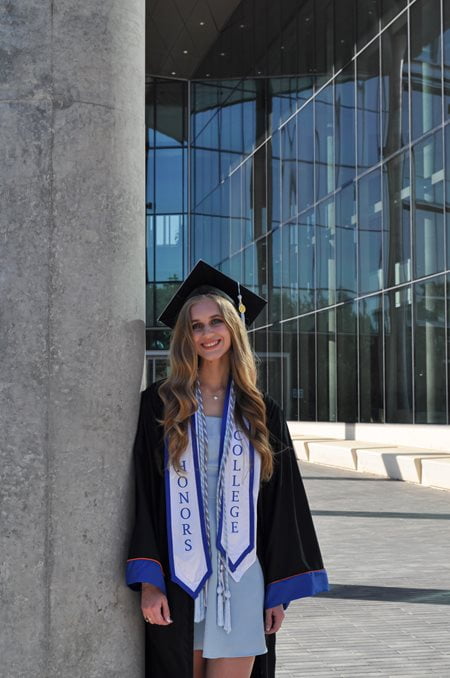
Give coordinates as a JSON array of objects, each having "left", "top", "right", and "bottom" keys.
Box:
[{"left": 0, "top": 2, "right": 145, "bottom": 675}]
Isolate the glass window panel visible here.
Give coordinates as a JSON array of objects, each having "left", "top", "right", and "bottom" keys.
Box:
[
  {"left": 220, "top": 102, "right": 244, "bottom": 153},
  {"left": 381, "top": 12, "right": 409, "bottom": 157},
  {"left": 317, "top": 308, "right": 337, "bottom": 421},
  {"left": 316, "top": 197, "right": 336, "bottom": 308},
  {"left": 356, "top": 0, "right": 381, "bottom": 51},
  {"left": 281, "top": 118, "right": 297, "bottom": 222},
  {"left": 155, "top": 148, "right": 184, "bottom": 213},
  {"left": 268, "top": 228, "right": 282, "bottom": 323},
  {"left": 254, "top": 330, "right": 268, "bottom": 394},
  {"left": 267, "top": 327, "right": 282, "bottom": 406},
  {"left": 299, "top": 314, "right": 316, "bottom": 420},
  {"left": 413, "top": 131, "right": 445, "bottom": 278},
  {"left": 255, "top": 236, "right": 269, "bottom": 328},
  {"left": 384, "top": 286, "right": 413, "bottom": 423},
  {"left": 383, "top": 150, "right": 411, "bottom": 287},
  {"left": 358, "top": 168, "right": 383, "bottom": 293},
  {"left": 336, "top": 183, "right": 357, "bottom": 302},
  {"left": 357, "top": 39, "right": 381, "bottom": 170},
  {"left": 446, "top": 125, "right": 450, "bottom": 267},
  {"left": 146, "top": 282, "right": 155, "bottom": 328},
  {"left": 281, "top": 220, "right": 299, "bottom": 319},
  {"left": 155, "top": 282, "right": 181, "bottom": 327},
  {"left": 146, "top": 215, "right": 154, "bottom": 282},
  {"left": 359, "top": 295, "right": 384, "bottom": 422},
  {"left": 268, "top": 131, "right": 281, "bottom": 229},
  {"left": 242, "top": 99, "right": 256, "bottom": 155},
  {"left": 282, "top": 319, "right": 299, "bottom": 421},
  {"left": 253, "top": 145, "right": 267, "bottom": 237},
  {"left": 298, "top": 208, "right": 315, "bottom": 314},
  {"left": 230, "top": 169, "right": 242, "bottom": 254},
  {"left": 410, "top": 0, "right": 443, "bottom": 141},
  {"left": 243, "top": 242, "right": 256, "bottom": 293},
  {"left": 297, "top": 102, "right": 315, "bottom": 212},
  {"left": 194, "top": 112, "right": 219, "bottom": 150},
  {"left": 146, "top": 148, "right": 155, "bottom": 208},
  {"left": 242, "top": 159, "right": 254, "bottom": 246},
  {"left": 335, "top": 62, "right": 356, "bottom": 189},
  {"left": 315, "top": 84, "right": 335, "bottom": 200},
  {"left": 414, "top": 277, "right": 447, "bottom": 424},
  {"left": 154, "top": 215, "right": 184, "bottom": 281},
  {"left": 444, "top": 1, "right": 450, "bottom": 121},
  {"left": 337, "top": 302, "right": 358, "bottom": 422}
]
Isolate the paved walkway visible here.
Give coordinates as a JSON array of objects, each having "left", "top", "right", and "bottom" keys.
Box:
[{"left": 276, "top": 463, "right": 450, "bottom": 677}]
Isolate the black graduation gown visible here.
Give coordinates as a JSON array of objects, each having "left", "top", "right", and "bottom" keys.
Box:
[{"left": 126, "top": 381, "right": 328, "bottom": 678}]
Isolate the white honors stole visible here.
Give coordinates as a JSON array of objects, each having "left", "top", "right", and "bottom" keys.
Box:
[{"left": 165, "top": 387, "right": 261, "bottom": 598}]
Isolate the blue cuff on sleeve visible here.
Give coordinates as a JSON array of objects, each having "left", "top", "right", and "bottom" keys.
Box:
[
  {"left": 126, "top": 558, "right": 167, "bottom": 594},
  {"left": 265, "top": 569, "right": 329, "bottom": 609}
]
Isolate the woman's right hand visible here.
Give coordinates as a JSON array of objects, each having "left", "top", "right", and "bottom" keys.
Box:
[{"left": 141, "top": 583, "right": 173, "bottom": 625}]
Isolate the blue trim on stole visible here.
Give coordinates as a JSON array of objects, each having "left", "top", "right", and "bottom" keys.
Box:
[
  {"left": 126, "top": 558, "right": 166, "bottom": 594},
  {"left": 164, "top": 426, "right": 212, "bottom": 599},
  {"left": 264, "top": 569, "right": 329, "bottom": 609}
]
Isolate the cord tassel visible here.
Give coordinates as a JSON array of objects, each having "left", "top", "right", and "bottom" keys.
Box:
[
  {"left": 224, "top": 588, "right": 231, "bottom": 633},
  {"left": 194, "top": 589, "right": 205, "bottom": 622}
]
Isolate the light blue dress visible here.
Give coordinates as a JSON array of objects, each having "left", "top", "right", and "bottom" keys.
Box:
[{"left": 193, "top": 415, "right": 267, "bottom": 658}]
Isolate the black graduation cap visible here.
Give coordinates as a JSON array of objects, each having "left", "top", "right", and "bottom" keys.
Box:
[{"left": 158, "top": 260, "right": 267, "bottom": 329}]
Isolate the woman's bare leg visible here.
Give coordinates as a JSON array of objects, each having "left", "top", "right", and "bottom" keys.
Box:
[
  {"left": 193, "top": 650, "right": 206, "bottom": 678},
  {"left": 206, "top": 656, "right": 255, "bottom": 678}
]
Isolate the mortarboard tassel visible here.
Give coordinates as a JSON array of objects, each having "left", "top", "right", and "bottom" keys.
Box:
[{"left": 237, "top": 282, "right": 246, "bottom": 323}]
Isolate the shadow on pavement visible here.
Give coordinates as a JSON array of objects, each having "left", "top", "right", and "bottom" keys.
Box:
[{"left": 319, "top": 583, "right": 450, "bottom": 605}]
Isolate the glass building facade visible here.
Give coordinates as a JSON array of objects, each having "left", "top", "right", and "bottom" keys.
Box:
[{"left": 146, "top": 0, "right": 450, "bottom": 424}]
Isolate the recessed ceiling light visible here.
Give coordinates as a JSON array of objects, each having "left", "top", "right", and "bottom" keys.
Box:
[
  {"left": 171, "top": 71, "right": 176, "bottom": 75},
  {"left": 183, "top": 49, "right": 188, "bottom": 54},
  {"left": 240, "top": 24, "right": 245, "bottom": 28},
  {"left": 220, "top": 52, "right": 225, "bottom": 56},
  {"left": 206, "top": 73, "right": 210, "bottom": 77},
  {"left": 199, "top": 21, "right": 205, "bottom": 26}
]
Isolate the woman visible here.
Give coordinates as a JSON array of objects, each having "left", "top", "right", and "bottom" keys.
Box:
[{"left": 126, "top": 261, "right": 328, "bottom": 678}]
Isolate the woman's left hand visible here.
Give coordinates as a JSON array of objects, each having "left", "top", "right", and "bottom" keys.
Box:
[{"left": 265, "top": 604, "right": 285, "bottom": 634}]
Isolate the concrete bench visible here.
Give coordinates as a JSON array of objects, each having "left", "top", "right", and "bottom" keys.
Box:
[
  {"left": 421, "top": 457, "right": 450, "bottom": 491},
  {"left": 290, "top": 436, "right": 339, "bottom": 462},
  {"left": 356, "top": 447, "right": 450, "bottom": 484},
  {"left": 306, "top": 440, "right": 395, "bottom": 470}
]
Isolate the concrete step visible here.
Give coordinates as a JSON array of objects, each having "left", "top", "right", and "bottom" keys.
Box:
[
  {"left": 306, "top": 440, "right": 396, "bottom": 470},
  {"left": 356, "top": 447, "right": 450, "bottom": 484},
  {"left": 421, "top": 457, "right": 450, "bottom": 491},
  {"left": 291, "top": 436, "right": 340, "bottom": 461}
]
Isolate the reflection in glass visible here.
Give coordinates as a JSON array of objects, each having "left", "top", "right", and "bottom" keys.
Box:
[
  {"left": 336, "top": 183, "right": 357, "bottom": 302},
  {"left": 358, "top": 168, "right": 383, "bottom": 294},
  {"left": 230, "top": 168, "right": 242, "bottom": 255},
  {"left": 299, "top": 314, "right": 316, "bottom": 420},
  {"left": 315, "top": 85, "right": 334, "bottom": 200},
  {"left": 269, "top": 131, "right": 281, "bottom": 228},
  {"left": 315, "top": 0, "right": 334, "bottom": 84},
  {"left": 155, "top": 148, "right": 184, "bottom": 213},
  {"left": 316, "top": 198, "right": 336, "bottom": 308},
  {"left": 335, "top": 62, "right": 356, "bottom": 189},
  {"left": 254, "top": 330, "right": 268, "bottom": 394},
  {"left": 268, "top": 229, "right": 282, "bottom": 323},
  {"left": 337, "top": 303, "right": 358, "bottom": 422},
  {"left": 357, "top": 0, "right": 380, "bottom": 51},
  {"left": 383, "top": 150, "right": 411, "bottom": 287},
  {"left": 413, "top": 131, "right": 444, "bottom": 277},
  {"left": 410, "top": 0, "right": 442, "bottom": 141},
  {"left": 381, "top": 0, "right": 407, "bottom": 27},
  {"left": 359, "top": 295, "right": 384, "bottom": 423},
  {"left": 446, "top": 126, "right": 450, "bottom": 267},
  {"left": 281, "top": 118, "right": 297, "bottom": 222},
  {"left": 267, "top": 326, "right": 282, "bottom": 407},
  {"left": 357, "top": 39, "right": 381, "bottom": 170},
  {"left": 146, "top": 215, "right": 154, "bottom": 282},
  {"left": 154, "top": 215, "right": 184, "bottom": 280},
  {"left": 281, "top": 221, "right": 298, "bottom": 318},
  {"left": 414, "top": 278, "right": 447, "bottom": 424},
  {"left": 242, "top": 159, "right": 254, "bottom": 246},
  {"left": 297, "top": 103, "right": 314, "bottom": 212},
  {"left": 298, "top": 209, "right": 315, "bottom": 314},
  {"left": 282, "top": 320, "right": 299, "bottom": 420},
  {"left": 317, "top": 308, "right": 337, "bottom": 421},
  {"left": 384, "top": 286, "right": 412, "bottom": 422},
  {"left": 444, "top": 1, "right": 450, "bottom": 121},
  {"left": 381, "top": 12, "right": 409, "bottom": 157}
]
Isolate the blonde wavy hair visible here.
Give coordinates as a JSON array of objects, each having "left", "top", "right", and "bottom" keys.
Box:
[{"left": 158, "top": 293, "right": 273, "bottom": 481}]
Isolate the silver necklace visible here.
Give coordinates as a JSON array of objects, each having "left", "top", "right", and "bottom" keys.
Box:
[{"left": 200, "top": 386, "right": 225, "bottom": 401}]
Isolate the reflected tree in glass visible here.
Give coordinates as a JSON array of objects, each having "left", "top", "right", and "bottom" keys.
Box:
[
  {"left": 384, "top": 286, "right": 412, "bottom": 423},
  {"left": 383, "top": 150, "right": 411, "bottom": 288}
]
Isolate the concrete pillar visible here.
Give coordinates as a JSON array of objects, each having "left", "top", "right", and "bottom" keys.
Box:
[{"left": 1, "top": 2, "right": 145, "bottom": 676}]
